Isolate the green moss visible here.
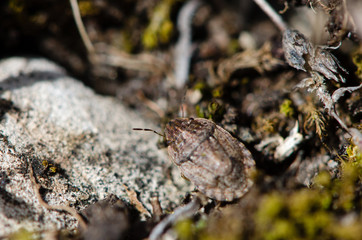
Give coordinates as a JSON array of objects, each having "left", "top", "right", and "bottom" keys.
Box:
[
  {"left": 337, "top": 163, "right": 359, "bottom": 211},
  {"left": 332, "top": 144, "right": 362, "bottom": 211},
  {"left": 142, "top": 0, "right": 176, "bottom": 49},
  {"left": 41, "top": 160, "right": 57, "bottom": 173},
  {"left": 257, "top": 193, "right": 284, "bottom": 222},
  {"left": 143, "top": 28, "right": 158, "bottom": 50},
  {"left": 195, "top": 101, "right": 224, "bottom": 121},
  {"left": 174, "top": 218, "right": 210, "bottom": 240},
  {"left": 174, "top": 219, "right": 195, "bottom": 240},
  {"left": 200, "top": 232, "right": 240, "bottom": 240},
  {"left": 159, "top": 20, "right": 173, "bottom": 43},
  {"left": 193, "top": 80, "right": 224, "bottom": 120},
  {"left": 279, "top": 99, "right": 294, "bottom": 118},
  {"left": 78, "top": 0, "right": 99, "bottom": 16},
  {"left": 195, "top": 218, "right": 207, "bottom": 231},
  {"left": 195, "top": 105, "right": 204, "bottom": 118},
  {"left": 227, "top": 39, "right": 240, "bottom": 55},
  {"left": 319, "top": 192, "right": 333, "bottom": 210},
  {"left": 193, "top": 82, "right": 207, "bottom": 91},
  {"left": 255, "top": 190, "right": 333, "bottom": 239},
  {"left": 9, "top": 228, "right": 37, "bottom": 240},
  {"left": 254, "top": 142, "right": 361, "bottom": 239},
  {"left": 314, "top": 171, "right": 331, "bottom": 188},
  {"left": 42, "top": 160, "right": 49, "bottom": 168},
  {"left": 346, "top": 145, "right": 362, "bottom": 167},
  {"left": 211, "top": 87, "right": 223, "bottom": 98},
  {"left": 122, "top": 32, "right": 135, "bottom": 53},
  {"left": 352, "top": 50, "right": 362, "bottom": 79},
  {"left": 8, "top": 0, "right": 25, "bottom": 14},
  {"left": 288, "top": 189, "right": 318, "bottom": 218},
  {"left": 264, "top": 219, "right": 297, "bottom": 240},
  {"left": 303, "top": 106, "right": 327, "bottom": 139},
  {"left": 302, "top": 211, "right": 331, "bottom": 238}
]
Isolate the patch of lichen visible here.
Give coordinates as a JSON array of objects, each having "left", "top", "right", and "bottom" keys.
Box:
[
  {"left": 142, "top": 0, "right": 177, "bottom": 49},
  {"left": 172, "top": 143, "right": 361, "bottom": 240}
]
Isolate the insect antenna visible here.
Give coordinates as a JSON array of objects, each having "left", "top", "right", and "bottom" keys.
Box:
[
  {"left": 179, "top": 88, "right": 187, "bottom": 118},
  {"left": 132, "top": 128, "right": 164, "bottom": 137}
]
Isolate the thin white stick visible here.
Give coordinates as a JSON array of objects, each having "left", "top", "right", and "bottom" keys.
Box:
[
  {"left": 253, "top": 0, "right": 287, "bottom": 32},
  {"left": 69, "top": 0, "right": 95, "bottom": 54},
  {"left": 174, "top": 0, "right": 202, "bottom": 89},
  {"left": 149, "top": 197, "right": 201, "bottom": 240}
]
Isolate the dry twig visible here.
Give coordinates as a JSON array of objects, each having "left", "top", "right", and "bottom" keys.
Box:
[
  {"left": 28, "top": 162, "right": 88, "bottom": 230},
  {"left": 150, "top": 195, "right": 163, "bottom": 220},
  {"left": 122, "top": 184, "right": 151, "bottom": 218},
  {"left": 136, "top": 91, "right": 165, "bottom": 119}
]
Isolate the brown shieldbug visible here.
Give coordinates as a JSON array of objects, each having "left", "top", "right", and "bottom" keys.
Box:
[
  {"left": 134, "top": 117, "right": 255, "bottom": 201},
  {"left": 164, "top": 117, "right": 255, "bottom": 201}
]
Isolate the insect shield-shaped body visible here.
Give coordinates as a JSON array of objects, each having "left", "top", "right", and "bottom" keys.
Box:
[{"left": 165, "top": 118, "right": 255, "bottom": 201}]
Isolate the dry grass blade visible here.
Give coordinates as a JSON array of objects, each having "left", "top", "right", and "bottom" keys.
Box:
[
  {"left": 69, "top": 0, "right": 95, "bottom": 55},
  {"left": 149, "top": 197, "right": 201, "bottom": 240},
  {"left": 217, "top": 42, "right": 283, "bottom": 82},
  {"left": 253, "top": 0, "right": 287, "bottom": 31},
  {"left": 94, "top": 44, "right": 168, "bottom": 75}
]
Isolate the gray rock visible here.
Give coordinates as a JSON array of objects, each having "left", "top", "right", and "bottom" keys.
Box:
[{"left": 0, "top": 57, "right": 191, "bottom": 236}]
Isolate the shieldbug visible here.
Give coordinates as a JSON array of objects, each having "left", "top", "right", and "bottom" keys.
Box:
[{"left": 135, "top": 117, "right": 255, "bottom": 201}]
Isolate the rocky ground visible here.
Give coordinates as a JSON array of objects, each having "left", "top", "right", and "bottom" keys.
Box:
[
  {"left": 0, "top": 0, "right": 361, "bottom": 240},
  {"left": 0, "top": 57, "right": 192, "bottom": 238}
]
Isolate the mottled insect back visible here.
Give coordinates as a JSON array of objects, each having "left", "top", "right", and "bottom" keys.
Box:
[{"left": 165, "top": 118, "right": 255, "bottom": 201}]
